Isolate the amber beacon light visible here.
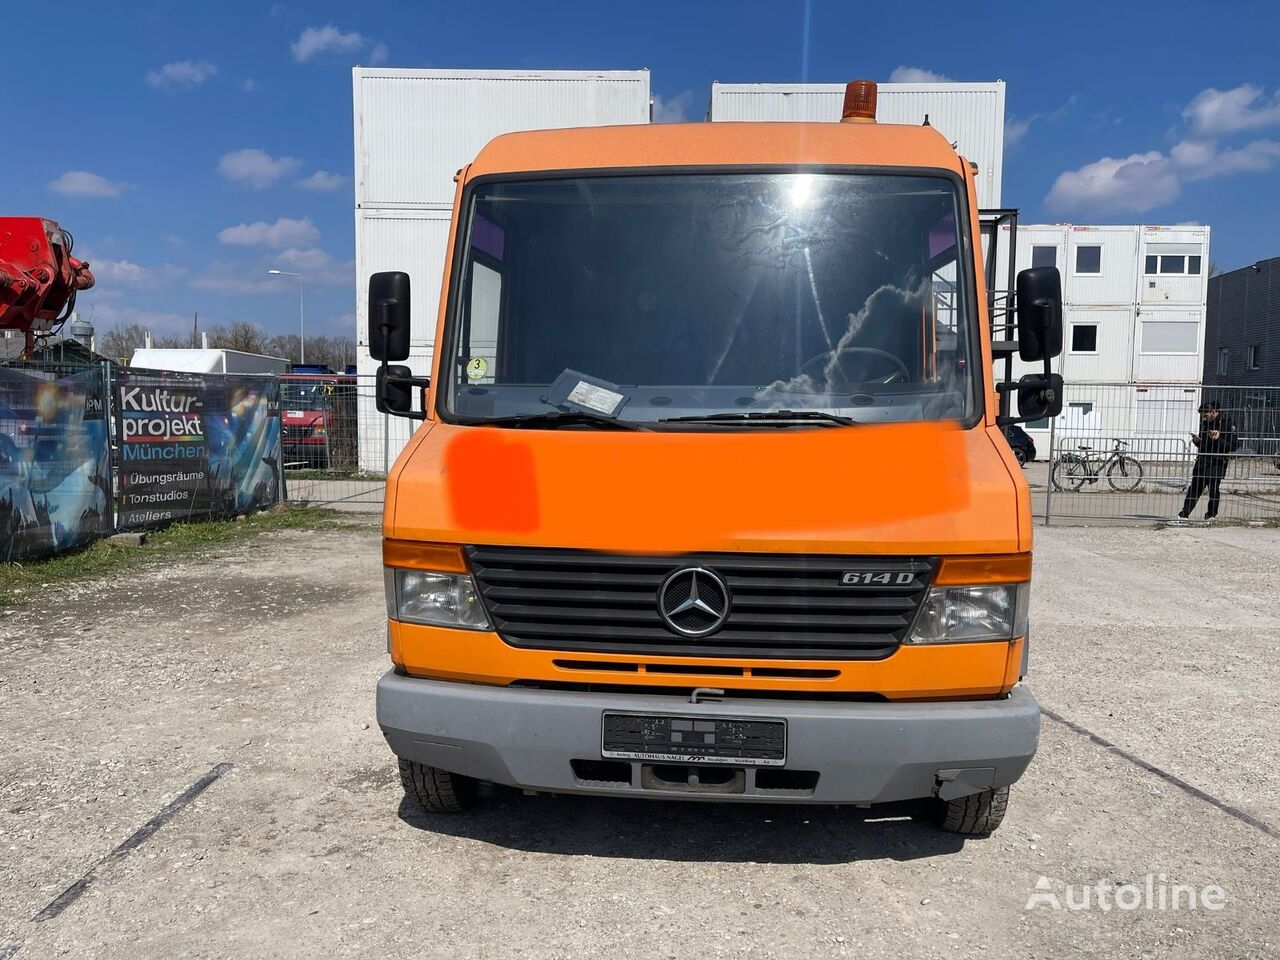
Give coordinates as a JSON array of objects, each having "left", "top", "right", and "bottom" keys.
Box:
[{"left": 841, "top": 79, "right": 878, "bottom": 122}]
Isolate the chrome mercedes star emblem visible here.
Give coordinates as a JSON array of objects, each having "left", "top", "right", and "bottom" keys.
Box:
[{"left": 658, "top": 566, "right": 731, "bottom": 637}]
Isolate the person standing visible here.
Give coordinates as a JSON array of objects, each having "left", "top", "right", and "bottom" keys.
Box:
[{"left": 1179, "top": 401, "right": 1239, "bottom": 521}]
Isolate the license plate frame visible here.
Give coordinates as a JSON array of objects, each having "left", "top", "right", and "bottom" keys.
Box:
[{"left": 601, "top": 711, "right": 787, "bottom": 767}]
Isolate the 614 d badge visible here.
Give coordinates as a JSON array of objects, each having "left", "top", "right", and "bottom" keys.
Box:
[{"left": 840, "top": 570, "right": 916, "bottom": 586}]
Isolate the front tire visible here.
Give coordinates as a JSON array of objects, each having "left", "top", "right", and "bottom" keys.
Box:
[
  {"left": 398, "top": 758, "right": 478, "bottom": 813},
  {"left": 1106, "top": 455, "right": 1143, "bottom": 492},
  {"left": 937, "top": 786, "right": 1009, "bottom": 835}
]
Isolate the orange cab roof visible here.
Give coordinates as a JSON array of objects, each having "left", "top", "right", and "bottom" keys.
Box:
[{"left": 467, "top": 121, "right": 966, "bottom": 180}]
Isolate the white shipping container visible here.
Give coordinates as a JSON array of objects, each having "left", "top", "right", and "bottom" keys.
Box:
[
  {"left": 991, "top": 223, "right": 1210, "bottom": 449},
  {"left": 352, "top": 67, "right": 651, "bottom": 469},
  {"left": 708, "top": 81, "right": 1006, "bottom": 208},
  {"left": 354, "top": 68, "right": 651, "bottom": 209},
  {"left": 129, "top": 348, "right": 289, "bottom": 375}
]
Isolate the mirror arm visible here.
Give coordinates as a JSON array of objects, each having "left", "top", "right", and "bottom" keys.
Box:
[{"left": 375, "top": 296, "right": 428, "bottom": 420}]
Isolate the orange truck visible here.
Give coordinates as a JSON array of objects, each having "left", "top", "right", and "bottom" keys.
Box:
[{"left": 370, "top": 80, "right": 1064, "bottom": 834}]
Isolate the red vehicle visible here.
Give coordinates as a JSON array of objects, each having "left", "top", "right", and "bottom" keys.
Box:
[{"left": 280, "top": 372, "right": 355, "bottom": 468}]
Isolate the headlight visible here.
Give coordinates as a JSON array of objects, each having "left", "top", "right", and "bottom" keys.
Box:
[
  {"left": 906, "top": 582, "right": 1029, "bottom": 644},
  {"left": 384, "top": 567, "right": 490, "bottom": 630}
]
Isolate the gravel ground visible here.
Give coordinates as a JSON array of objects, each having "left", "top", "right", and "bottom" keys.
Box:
[{"left": 1, "top": 520, "right": 1277, "bottom": 959}]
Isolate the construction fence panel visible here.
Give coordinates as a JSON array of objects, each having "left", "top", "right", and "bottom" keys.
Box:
[
  {"left": 0, "top": 361, "right": 113, "bottom": 560},
  {"left": 282, "top": 375, "right": 392, "bottom": 513},
  {"left": 111, "top": 366, "right": 284, "bottom": 530},
  {"left": 1040, "top": 382, "right": 1280, "bottom": 524}
]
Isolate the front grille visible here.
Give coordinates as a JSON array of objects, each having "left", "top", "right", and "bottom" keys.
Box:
[{"left": 467, "top": 546, "right": 936, "bottom": 660}]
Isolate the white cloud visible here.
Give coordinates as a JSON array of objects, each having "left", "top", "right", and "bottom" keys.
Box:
[
  {"left": 147, "top": 60, "right": 218, "bottom": 89},
  {"left": 191, "top": 261, "right": 283, "bottom": 295},
  {"left": 241, "top": 78, "right": 257, "bottom": 93},
  {"left": 1169, "top": 139, "right": 1215, "bottom": 170},
  {"left": 191, "top": 248, "right": 353, "bottom": 294},
  {"left": 368, "top": 42, "right": 389, "bottom": 65},
  {"left": 296, "top": 170, "right": 347, "bottom": 191},
  {"left": 1183, "top": 84, "right": 1280, "bottom": 137},
  {"left": 1174, "top": 138, "right": 1280, "bottom": 181},
  {"left": 1004, "top": 117, "right": 1031, "bottom": 148},
  {"left": 889, "top": 66, "right": 952, "bottom": 84},
  {"left": 48, "top": 171, "right": 125, "bottom": 198},
  {"left": 91, "top": 258, "right": 149, "bottom": 286},
  {"left": 87, "top": 258, "right": 187, "bottom": 288},
  {"left": 652, "top": 90, "right": 696, "bottom": 123},
  {"left": 218, "top": 217, "right": 320, "bottom": 248},
  {"left": 217, "top": 148, "right": 302, "bottom": 189},
  {"left": 1045, "top": 151, "right": 1180, "bottom": 213},
  {"left": 272, "top": 247, "right": 355, "bottom": 284},
  {"left": 1045, "top": 83, "right": 1280, "bottom": 214},
  {"left": 291, "top": 24, "right": 375, "bottom": 62}
]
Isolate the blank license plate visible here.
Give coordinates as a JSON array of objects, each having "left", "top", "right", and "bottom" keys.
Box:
[{"left": 601, "top": 712, "right": 787, "bottom": 767}]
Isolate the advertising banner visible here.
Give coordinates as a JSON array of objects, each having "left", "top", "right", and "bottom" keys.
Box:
[
  {"left": 0, "top": 366, "right": 113, "bottom": 560},
  {"left": 115, "top": 371, "right": 281, "bottom": 529}
]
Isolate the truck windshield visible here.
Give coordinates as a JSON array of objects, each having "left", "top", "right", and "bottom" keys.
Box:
[
  {"left": 442, "top": 172, "right": 977, "bottom": 427},
  {"left": 281, "top": 382, "right": 324, "bottom": 408}
]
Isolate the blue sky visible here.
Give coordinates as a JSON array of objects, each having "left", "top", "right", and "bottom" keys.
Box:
[{"left": 8, "top": 0, "right": 1278, "bottom": 339}]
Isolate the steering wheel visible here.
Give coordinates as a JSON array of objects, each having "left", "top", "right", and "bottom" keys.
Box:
[{"left": 798, "top": 346, "right": 911, "bottom": 386}]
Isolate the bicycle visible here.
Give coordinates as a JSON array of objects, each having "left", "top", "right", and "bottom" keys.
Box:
[{"left": 1050, "top": 439, "right": 1144, "bottom": 492}]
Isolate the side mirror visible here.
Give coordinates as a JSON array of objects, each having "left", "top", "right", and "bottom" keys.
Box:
[
  {"left": 368, "top": 271, "right": 410, "bottom": 362},
  {"left": 1016, "top": 373, "right": 1064, "bottom": 422},
  {"left": 1015, "top": 266, "right": 1063, "bottom": 363},
  {"left": 376, "top": 364, "right": 426, "bottom": 419}
]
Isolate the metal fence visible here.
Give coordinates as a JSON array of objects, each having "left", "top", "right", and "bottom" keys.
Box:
[
  {"left": 2, "top": 357, "right": 291, "bottom": 558},
  {"left": 15, "top": 358, "right": 1275, "bottom": 527},
  {"left": 290, "top": 376, "right": 1280, "bottom": 524},
  {"left": 1037, "top": 382, "right": 1280, "bottom": 524},
  {"left": 281, "top": 375, "right": 392, "bottom": 513}
]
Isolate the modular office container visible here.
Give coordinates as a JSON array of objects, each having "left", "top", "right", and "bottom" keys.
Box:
[
  {"left": 708, "top": 81, "right": 1006, "bottom": 208},
  {"left": 352, "top": 67, "right": 651, "bottom": 469},
  {"left": 992, "top": 223, "right": 1211, "bottom": 446}
]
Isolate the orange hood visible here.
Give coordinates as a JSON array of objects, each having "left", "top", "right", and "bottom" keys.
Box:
[{"left": 386, "top": 420, "right": 1027, "bottom": 556}]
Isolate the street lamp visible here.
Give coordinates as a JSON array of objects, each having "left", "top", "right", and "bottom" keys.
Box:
[{"left": 267, "top": 269, "right": 305, "bottom": 364}]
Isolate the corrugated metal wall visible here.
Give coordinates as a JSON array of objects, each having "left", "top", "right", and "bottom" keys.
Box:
[
  {"left": 708, "top": 82, "right": 1005, "bottom": 208},
  {"left": 355, "top": 70, "right": 652, "bottom": 208}
]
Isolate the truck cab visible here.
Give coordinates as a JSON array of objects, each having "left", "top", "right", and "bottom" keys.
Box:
[{"left": 371, "top": 81, "right": 1063, "bottom": 834}]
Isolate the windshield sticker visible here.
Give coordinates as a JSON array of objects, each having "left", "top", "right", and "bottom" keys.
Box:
[
  {"left": 567, "top": 380, "right": 625, "bottom": 416},
  {"left": 465, "top": 357, "right": 488, "bottom": 380}
]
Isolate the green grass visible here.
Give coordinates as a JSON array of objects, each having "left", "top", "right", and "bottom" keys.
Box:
[
  {"left": 284, "top": 468, "right": 387, "bottom": 481},
  {"left": 0, "top": 506, "right": 345, "bottom": 609}
]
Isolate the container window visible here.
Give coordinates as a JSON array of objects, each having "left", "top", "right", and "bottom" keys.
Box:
[
  {"left": 1071, "top": 324, "right": 1098, "bottom": 353},
  {"left": 1144, "top": 255, "right": 1158, "bottom": 274},
  {"left": 1031, "top": 245, "right": 1056, "bottom": 269},
  {"left": 1075, "top": 245, "right": 1101, "bottom": 274},
  {"left": 1188, "top": 256, "right": 1202, "bottom": 275},
  {"left": 1249, "top": 344, "right": 1262, "bottom": 370},
  {"left": 1159, "top": 255, "right": 1185, "bottom": 274},
  {"left": 1217, "top": 347, "right": 1229, "bottom": 376},
  {"left": 1142, "top": 320, "right": 1198, "bottom": 354}
]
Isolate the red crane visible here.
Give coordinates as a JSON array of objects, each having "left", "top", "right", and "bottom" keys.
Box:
[{"left": 0, "top": 217, "right": 96, "bottom": 357}]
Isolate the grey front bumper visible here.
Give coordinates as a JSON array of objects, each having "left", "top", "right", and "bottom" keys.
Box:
[{"left": 376, "top": 671, "right": 1040, "bottom": 805}]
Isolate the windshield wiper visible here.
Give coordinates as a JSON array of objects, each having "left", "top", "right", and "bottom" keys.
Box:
[
  {"left": 479, "top": 409, "right": 650, "bottom": 431},
  {"left": 658, "top": 410, "right": 859, "bottom": 427}
]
